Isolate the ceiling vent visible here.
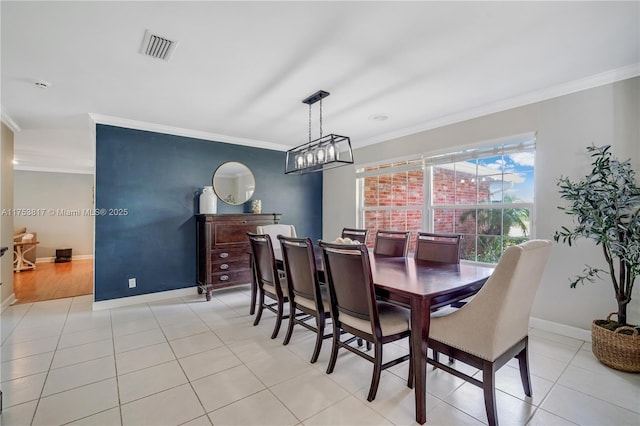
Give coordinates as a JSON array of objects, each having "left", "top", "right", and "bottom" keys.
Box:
[{"left": 139, "top": 30, "right": 178, "bottom": 61}]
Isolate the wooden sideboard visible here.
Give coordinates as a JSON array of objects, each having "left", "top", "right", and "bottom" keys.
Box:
[{"left": 196, "top": 213, "right": 281, "bottom": 301}]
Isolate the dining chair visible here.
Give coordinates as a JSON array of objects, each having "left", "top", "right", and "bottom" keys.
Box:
[
  {"left": 256, "top": 224, "right": 296, "bottom": 279},
  {"left": 256, "top": 224, "right": 297, "bottom": 249},
  {"left": 341, "top": 227, "right": 369, "bottom": 244},
  {"left": 278, "top": 235, "right": 332, "bottom": 363},
  {"left": 319, "top": 241, "right": 413, "bottom": 402},
  {"left": 247, "top": 232, "right": 289, "bottom": 339},
  {"left": 373, "top": 229, "right": 410, "bottom": 257},
  {"left": 414, "top": 232, "right": 462, "bottom": 263},
  {"left": 426, "top": 239, "right": 552, "bottom": 426}
]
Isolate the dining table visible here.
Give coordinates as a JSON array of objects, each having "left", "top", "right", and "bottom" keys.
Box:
[{"left": 250, "top": 245, "right": 494, "bottom": 425}]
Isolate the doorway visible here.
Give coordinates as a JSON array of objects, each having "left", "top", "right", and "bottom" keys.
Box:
[{"left": 12, "top": 170, "right": 94, "bottom": 304}]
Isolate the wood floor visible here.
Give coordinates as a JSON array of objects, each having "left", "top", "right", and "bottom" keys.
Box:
[{"left": 13, "top": 259, "right": 93, "bottom": 304}]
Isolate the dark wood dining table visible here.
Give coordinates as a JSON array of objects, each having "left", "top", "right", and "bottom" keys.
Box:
[{"left": 252, "top": 247, "right": 494, "bottom": 425}]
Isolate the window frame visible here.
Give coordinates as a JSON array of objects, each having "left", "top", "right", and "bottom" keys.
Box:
[{"left": 356, "top": 133, "right": 536, "bottom": 265}]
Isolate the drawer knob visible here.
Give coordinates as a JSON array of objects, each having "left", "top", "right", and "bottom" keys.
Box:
[
  {"left": 219, "top": 252, "right": 229, "bottom": 258},
  {"left": 220, "top": 275, "right": 229, "bottom": 281},
  {"left": 220, "top": 263, "right": 229, "bottom": 270}
]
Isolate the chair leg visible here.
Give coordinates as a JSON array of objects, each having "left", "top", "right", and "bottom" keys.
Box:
[
  {"left": 516, "top": 347, "right": 532, "bottom": 397},
  {"left": 482, "top": 362, "right": 499, "bottom": 426},
  {"left": 310, "top": 313, "right": 326, "bottom": 364},
  {"left": 326, "top": 324, "right": 340, "bottom": 374},
  {"left": 367, "top": 342, "right": 383, "bottom": 402},
  {"left": 282, "top": 302, "right": 296, "bottom": 345},
  {"left": 253, "top": 291, "right": 265, "bottom": 326},
  {"left": 407, "top": 339, "right": 414, "bottom": 389},
  {"left": 366, "top": 341, "right": 372, "bottom": 351},
  {"left": 270, "top": 298, "right": 284, "bottom": 339}
]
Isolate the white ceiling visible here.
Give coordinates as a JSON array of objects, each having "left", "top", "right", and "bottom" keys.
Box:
[{"left": 2, "top": 1, "right": 639, "bottom": 173}]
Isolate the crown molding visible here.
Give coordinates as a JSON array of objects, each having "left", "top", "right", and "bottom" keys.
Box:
[
  {"left": 1, "top": 106, "right": 21, "bottom": 133},
  {"left": 356, "top": 64, "right": 640, "bottom": 149},
  {"left": 13, "top": 164, "right": 94, "bottom": 175},
  {"left": 89, "top": 114, "right": 290, "bottom": 152}
]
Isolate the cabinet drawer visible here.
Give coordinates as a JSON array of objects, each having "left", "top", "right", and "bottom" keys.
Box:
[
  {"left": 210, "top": 248, "right": 249, "bottom": 263},
  {"left": 211, "top": 270, "right": 252, "bottom": 285},
  {"left": 210, "top": 258, "right": 248, "bottom": 273}
]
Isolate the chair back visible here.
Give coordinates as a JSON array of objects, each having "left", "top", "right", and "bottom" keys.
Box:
[
  {"left": 436, "top": 240, "right": 552, "bottom": 360},
  {"left": 256, "top": 224, "right": 297, "bottom": 249},
  {"left": 374, "top": 230, "right": 410, "bottom": 257},
  {"left": 247, "top": 232, "right": 284, "bottom": 296},
  {"left": 414, "top": 232, "right": 462, "bottom": 263},
  {"left": 319, "top": 241, "right": 378, "bottom": 332},
  {"left": 341, "top": 227, "right": 369, "bottom": 244},
  {"left": 279, "top": 236, "right": 322, "bottom": 309}
]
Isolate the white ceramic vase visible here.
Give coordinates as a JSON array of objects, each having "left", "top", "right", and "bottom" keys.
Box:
[{"left": 199, "top": 186, "right": 217, "bottom": 214}]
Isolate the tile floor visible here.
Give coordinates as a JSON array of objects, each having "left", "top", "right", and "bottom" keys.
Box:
[{"left": 1, "top": 285, "right": 639, "bottom": 425}]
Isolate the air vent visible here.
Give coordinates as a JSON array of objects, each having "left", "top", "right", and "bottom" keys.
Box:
[{"left": 139, "top": 30, "right": 178, "bottom": 61}]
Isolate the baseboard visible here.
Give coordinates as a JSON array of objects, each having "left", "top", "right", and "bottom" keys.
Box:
[
  {"left": 92, "top": 287, "right": 196, "bottom": 311},
  {"left": 530, "top": 317, "right": 592, "bottom": 343},
  {"left": 36, "top": 255, "right": 94, "bottom": 263},
  {"left": 1, "top": 293, "right": 17, "bottom": 313}
]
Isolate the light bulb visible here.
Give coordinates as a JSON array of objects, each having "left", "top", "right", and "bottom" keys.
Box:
[
  {"left": 327, "top": 143, "right": 336, "bottom": 162},
  {"left": 295, "top": 154, "right": 304, "bottom": 169},
  {"left": 316, "top": 146, "right": 326, "bottom": 163},
  {"left": 305, "top": 150, "right": 315, "bottom": 167}
]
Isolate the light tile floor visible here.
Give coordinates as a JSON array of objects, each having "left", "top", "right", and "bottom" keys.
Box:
[{"left": 1, "top": 285, "right": 639, "bottom": 425}]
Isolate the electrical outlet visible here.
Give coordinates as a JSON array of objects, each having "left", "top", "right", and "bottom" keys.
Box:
[{"left": 128, "top": 278, "right": 136, "bottom": 288}]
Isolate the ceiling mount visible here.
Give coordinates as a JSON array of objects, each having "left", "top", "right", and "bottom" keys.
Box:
[{"left": 302, "top": 90, "right": 330, "bottom": 105}]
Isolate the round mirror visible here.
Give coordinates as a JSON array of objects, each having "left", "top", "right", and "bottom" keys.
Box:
[{"left": 212, "top": 162, "right": 255, "bottom": 205}]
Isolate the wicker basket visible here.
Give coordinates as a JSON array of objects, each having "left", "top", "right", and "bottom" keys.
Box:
[{"left": 592, "top": 313, "right": 640, "bottom": 373}]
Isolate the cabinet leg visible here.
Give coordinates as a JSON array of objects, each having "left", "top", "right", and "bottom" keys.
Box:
[{"left": 206, "top": 291, "right": 212, "bottom": 301}]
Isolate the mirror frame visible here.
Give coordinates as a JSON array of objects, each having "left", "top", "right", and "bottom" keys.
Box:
[{"left": 212, "top": 161, "right": 256, "bottom": 205}]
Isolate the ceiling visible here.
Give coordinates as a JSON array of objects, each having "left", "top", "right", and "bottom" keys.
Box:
[{"left": 2, "top": 1, "right": 639, "bottom": 173}]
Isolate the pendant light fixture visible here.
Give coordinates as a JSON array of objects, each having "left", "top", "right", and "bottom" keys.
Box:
[{"left": 284, "top": 90, "right": 353, "bottom": 174}]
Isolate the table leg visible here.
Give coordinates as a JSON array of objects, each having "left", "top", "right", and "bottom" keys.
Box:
[
  {"left": 21, "top": 245, "right": 36, "bottom": 270},
  {"left": 410, "top": 297, "right": 431, "bottom": 425},
  {"left": 13, "top": 246, "right": 21, "bottom": 272}
]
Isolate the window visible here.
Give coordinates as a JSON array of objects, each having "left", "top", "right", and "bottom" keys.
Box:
[{"left": 357, "top": 136, "right": 535, "bottom": 263}]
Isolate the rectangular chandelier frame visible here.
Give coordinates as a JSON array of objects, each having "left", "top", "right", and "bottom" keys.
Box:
[{"left": 284, "top": 133, "right": 353, "bottom": 175}]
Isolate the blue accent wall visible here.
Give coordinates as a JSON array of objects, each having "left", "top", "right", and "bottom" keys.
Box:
[{"left": 95, "top": 125, "right": 322, "bottom": 301}]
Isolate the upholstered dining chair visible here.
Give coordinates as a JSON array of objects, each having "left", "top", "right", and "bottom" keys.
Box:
[
  {"left": 373, "top": 229, "right": 410, "bottom": 257},
  {"left": 414, "top": 232, "right": 462, "bottom": 263},
  {"left": 256, "top": 224, "right": 297, "bottom": 250},
  {"left": 341, "top": 227, "right": 369, "bottom": 244},
  {"left": 278, "top": 235, "right": 332, "bottom": 363},
  {"left": 247, "top": 232, "right": 289, "bottom": 339},
  {"left": 256, "top": 224, "right": 297, "bottom": 279},
  {"left": 319, "top": 241, "right": 413, "bottom": 402},
  {"left": 426, "top": 239, "right": 552, "bottom": 426}
]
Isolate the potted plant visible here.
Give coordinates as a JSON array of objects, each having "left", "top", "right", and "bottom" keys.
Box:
[{"left": 555, "top": 144, "right": 640, "bottom": 372}]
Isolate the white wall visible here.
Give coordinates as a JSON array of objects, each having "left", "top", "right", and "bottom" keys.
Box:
[
  {"left": 13, "top": 171, "right": 94, "bottom": 258},
  {"left": 323, "top": 77, "right": 640, "bottom": 330}
]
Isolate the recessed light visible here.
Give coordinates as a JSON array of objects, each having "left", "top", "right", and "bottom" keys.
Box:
[
  {"left": 368, "top": 113, "right": 389, "bottom": 122},
  {"left": 34, "top": 80, "right": 51, "bottom": 89}
]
